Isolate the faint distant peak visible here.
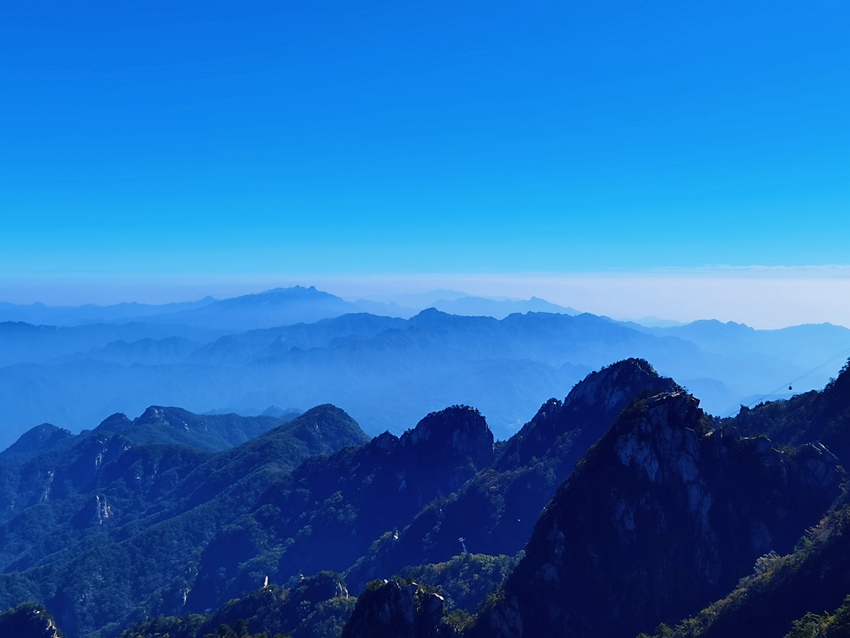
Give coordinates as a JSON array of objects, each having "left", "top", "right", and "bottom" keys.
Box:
[
  {"left": 623, "top": 316, "right": 687, "bottom": 328},
  {"left": 223, "top": 285, "right": 337, "bottom": 301},
  {"left": 429, "top": 295, "right": 578, "bottom": 319}
]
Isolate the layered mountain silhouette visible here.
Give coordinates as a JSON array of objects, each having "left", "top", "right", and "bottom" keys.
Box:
[{"left": 2, "top": 286, "right": 849, "bottom": 452}]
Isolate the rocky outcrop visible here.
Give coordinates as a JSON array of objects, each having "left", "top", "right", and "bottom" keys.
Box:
[
  {"left": 342, "top": 579, "right": 447, "bottom": 638},
  {"left": 496, "top": 358, "right": 679, "bottom": 471},
  {"left": 399, "top": 405, "right": 494, "bottom": 471},
  {"left": 0, "top": 603, "right": 63, "bottom": 638},
  {"left": 473, "top": 390, "right": 843, "bottom": 638}
]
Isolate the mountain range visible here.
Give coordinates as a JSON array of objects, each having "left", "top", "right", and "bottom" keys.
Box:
[
  {"left": 0, "top": 356, "right": 848, "bottom": 638},
  {"left": 0, "top": 286, "right": 848, "bottom": 452}
]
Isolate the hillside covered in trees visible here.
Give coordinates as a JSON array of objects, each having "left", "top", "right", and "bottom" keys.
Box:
[{"left": 1, "top": 358, "right": 848, "bottom": 638}]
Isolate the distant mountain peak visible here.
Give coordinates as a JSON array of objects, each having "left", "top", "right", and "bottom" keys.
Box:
[
  {"left": 254, "top": 285, "right": 327, "bottom": 298},
  {"left": 136, "top": 405, "right": 188, "bottom": 426},
  {"left": 94, "top": 412, "right": 133, "bottom": 433}
]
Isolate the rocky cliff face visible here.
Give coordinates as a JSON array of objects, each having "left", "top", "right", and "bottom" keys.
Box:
[
  {"left": 496, "top": 357, "right": 679, "bottom": 471},
  {"left": 399, "top": 405, "right": 494, "bottom": 474},
  {"left": 342, "top": 579, "right": 448, "bottom": 638},
  {"left": 473, "top": 390, "right": 842, "bottom": 638}
]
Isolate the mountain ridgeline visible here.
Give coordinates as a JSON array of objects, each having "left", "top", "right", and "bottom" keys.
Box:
[
  {"left": 0, "top": 357, "right": 848, "bottom": 638},
  {"left": 2, "top": 285, "right": 850, "bottom": 453}
]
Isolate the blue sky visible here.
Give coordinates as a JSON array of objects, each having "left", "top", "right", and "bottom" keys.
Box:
[{"left": 1, "top": 2, "right": 848, "bottom": 324}]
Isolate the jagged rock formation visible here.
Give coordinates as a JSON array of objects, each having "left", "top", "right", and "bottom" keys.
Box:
[
  {"left": 342, "top": 579, "right": 448, "bottom": 638},
  {"left": 472, "top": 390, "right": 842, "bottom": 638},
  {"left": 347, "top": 359, "right": 678, "bottom": 590}
]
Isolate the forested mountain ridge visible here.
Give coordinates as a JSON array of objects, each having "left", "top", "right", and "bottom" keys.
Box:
[
  {"left": 187, "top": 405, "right": 495, "bottom": 611},
  {"left": 0, "top": 405, "right": 369, "bottom": 638},
  {"left": 345, "top": 358, "right": 678, "bottom": 590},
  {"left": 2, "top": 358, "right": 849, "bottom": 638}
]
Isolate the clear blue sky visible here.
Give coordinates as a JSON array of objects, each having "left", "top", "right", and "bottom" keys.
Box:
[{"left": 1, "top": 1, "right": 848, "bottom": 308}]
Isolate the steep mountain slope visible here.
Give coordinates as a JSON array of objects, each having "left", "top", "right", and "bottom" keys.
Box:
[
  {"left": 472, "top": 391, "right": 842, "bottom": 638},
  {"left": 346, "top": 358, "right": 678, "bottom": 589},
  {"left": 0, "top": 602, "right": 64, "bottom": 638},
  {"left": 6, "top": 357, "right": 846, "bottom": 638},
  {"left": 342, "top": 578, "right": 449, "bottom": 638},
  {"left": 0, "top": 407, "right": 294, "bottom": 525},
  {"left": 639, "top": 497, "right": 850, "bottom": 638},
  {"left": 0, "top": 424, "right": 75, "bottom": 468},
  {"left": 0, "top": 405, "right": 369, "bottom": 638},
  {"left": 187, "top": 405, "right": 494, "bottom": 611}
]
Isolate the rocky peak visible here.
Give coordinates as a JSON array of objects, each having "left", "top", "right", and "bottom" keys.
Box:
[
  {"left": 0, "top": 423, "right": 73, "bottom": 468},
  {"left": 399, "top": 406, "right": 494, "bottom": 470},
  {"left": 613, "top": 391, "right": 705, "bottom": 485},
  {"left": 94, "top": 412, "right": 133, "bottom": 433},
  {"left": 476, "top": 388, "right": 843, "bottom": 638},
  {"left": 0, "top": 603, "right": 63, "bottom": 638},
  {"left": 496, "top": 358, "right": 678, "bottom": 471},
  {"left": 563, "top": 358, "right": 678, "bottom": 415},
  {"left": 342, "top": 579, "right": 446, "bottom": 638},
  {"left": 135, "top": 406, "right": 186, "bottom": 428},
  {"left": 289, "top": 571, "right": 349, "bottom": 607}
]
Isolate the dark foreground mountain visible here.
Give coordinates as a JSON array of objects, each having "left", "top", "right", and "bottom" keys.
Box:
[
  {"left": 638, "top": 496, "right": 850, "bottom": 638},
  {"left": 345, "top": 358, "right": 678, "bottom": 590},
  {"left": 0, "top": 602, "right": 63, "bottom": 638},
  {"left": 470, "top": 390, "right": 841, "bottom": 637},
  {"left": 4, "top": 358, "right": 850, "bottom": 638},
  {"left": 187, "top": 405, "right": 495, "bottom": 611},
  {"left": 0, "top": 405, "right": 369, "bottom": 638}
]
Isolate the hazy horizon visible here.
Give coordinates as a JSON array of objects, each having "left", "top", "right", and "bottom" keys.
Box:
[
  {"left": 2, "top": 3, "right": 848, "bottom": 330},
  {"left": 2, "top": 265, "right": 850, "bottom": 330}
]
